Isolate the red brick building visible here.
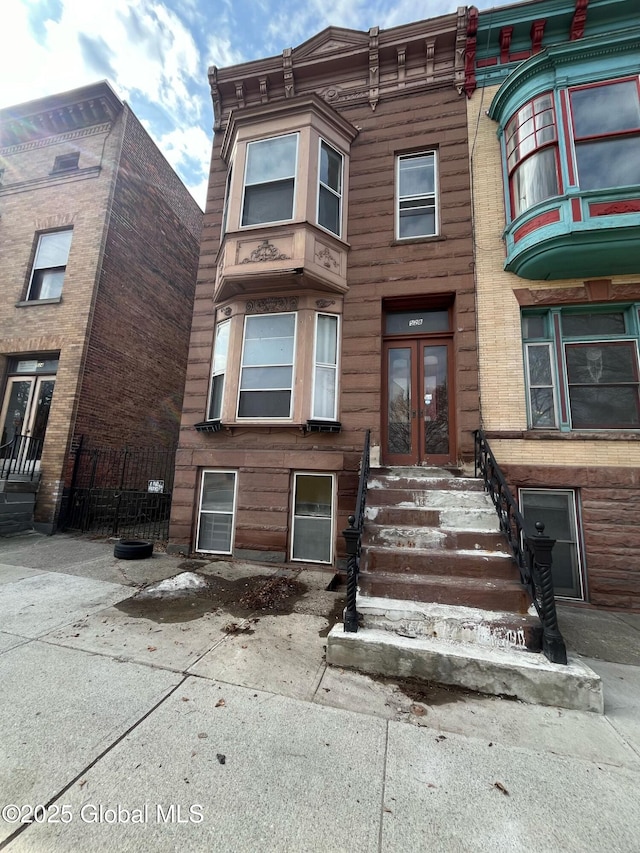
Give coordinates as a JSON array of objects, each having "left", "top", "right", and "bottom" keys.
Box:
[
  {"left": 169, "top": 12, "right": 479, "bottom": 565},
  {"left": 0, "top": 82, "right": 201, "bottom": 533}
]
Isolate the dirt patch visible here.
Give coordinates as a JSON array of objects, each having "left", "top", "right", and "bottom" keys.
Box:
[
  {"left": 115, "top": 572, "right": 308, "bottom": 625},
  {"left": 372, "top": 673, "right": 492, "bottom": 707}
]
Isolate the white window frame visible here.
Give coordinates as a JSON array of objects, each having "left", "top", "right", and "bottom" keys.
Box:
[
  {"left": 291, "top": 472, "right": 335, "bottom": 564},
  {"left": 311, "top": 313, "right": 339, "bottom": 421},
  {"left": 221, "top": 164, "right": 233, "bottom": 235},
  {"left": 317, "top": 139, "right": 343, "bottom": 237},
  {"left": 240, "top": 133, "right": 298, "bottom": 228},
  {"left": 396, "top": 151, "right": 439, "bottom": 240},
  {"left": 237, "top": 311, "right": 297, "bottom": 420},
  {"left": 519, "top": 488, "right": 585, "bottom": 600},
  {"left": 196, "top": 469, "right": 237, "bottom": 555},
  {"left": 207, "top": 318, "right": 230, "bottom": 421},
  {"left": 27, "top": 229, "right": 73, "bottom": 301}
]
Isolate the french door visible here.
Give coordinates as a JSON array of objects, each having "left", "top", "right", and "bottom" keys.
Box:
[
  {"left": 0, "top": 375, "right": 55, "bottom": 459},
  {"left": 383, "top": 339, "right": 454, "bottom": 466}
]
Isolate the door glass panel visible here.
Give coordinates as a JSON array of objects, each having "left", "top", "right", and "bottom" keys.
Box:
[
  {"left": 31, "top": 380, "right": 55, "bottom": 441},
  {"left": 1, "top": 380, "right": 32, "bottom": 448},
  {"left": 387, "top": 348, "right": 412, "bottom": 455},
  {"left": 423, "top": 346, "right": 449, "bottom": 455}
]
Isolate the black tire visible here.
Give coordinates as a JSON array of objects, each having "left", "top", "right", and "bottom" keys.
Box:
[{"left": 114, "top": 539, "right": 154, "bottom": 560}]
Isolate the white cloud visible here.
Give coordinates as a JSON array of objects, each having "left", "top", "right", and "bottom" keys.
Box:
[
  {"left": 149, "top": 123, "right": 212, "bottom": 209},
  {"left": 1, "top": 0, "right": 205, "bottom": 125}
]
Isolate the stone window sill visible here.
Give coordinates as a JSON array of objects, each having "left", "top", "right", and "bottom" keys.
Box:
[{"left": 16, "top": 297, "right": 62, "bottom": 307}]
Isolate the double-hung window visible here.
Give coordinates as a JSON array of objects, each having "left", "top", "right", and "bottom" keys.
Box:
[
  {"left": 570, "top": 78, "right": 640, "bottom": 191},
  {"left": 207, "top": 319, "right": 230, "bottom": 420},
  {"left": 241, "top": 134, "right": 298, "bottom": 226},
  {"left": 396, "top": 152, "right": 438, "bottom": 239},
  {"left": 504, "top": 93, "right": 559, "bottom": 218},
  {"left": 291, "top": 473, "right": 334, "bottom": 563},
  {"left": 238, "top": 313, "right": 296, "bottom": 418},
  {"left": 520, "top": 489, "right": 584, "bottom": 599},
  {"left": 523, "top": 307, "right": 640, "bottom": 430},
  {"left": 221, "top": 166, "right": 233, "bottom": 235},
  {"left": 312, "top": 314, "right": 339, "bottom": 420},
  {"left": 317, "top": 140, "right": 343, "bottom": 236},
  {"left": 196, "top": 470, "right": 237, "bottom": 553},
  {"left": 28, "top": 229, "right": 73, "bottom": 301}
]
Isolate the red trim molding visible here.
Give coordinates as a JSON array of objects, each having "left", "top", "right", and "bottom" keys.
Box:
[
  {"left": 513, "top": 209, "right": 561, "bottom": 242},
  {"left": 464, "top": 6, "right": 479, "bottom": 98},
  {"left": 589, "top": 199, "right": 640, "bottom": 216},
  {"left": 500, "top": 27, "right": 513, "bottom": 63},
  {"left": 531, "top": 20, "right": 546, "bottom": 53},
  {"left": 570, "top": 0, "right": 589, "bottom": 40},
  {"left": 571, "top": 198, "right": 582, "bottom": 221}
]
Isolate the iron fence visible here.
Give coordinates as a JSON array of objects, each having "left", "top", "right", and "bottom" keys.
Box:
[{"left": 60, "top": 440, "right": 177, "bottom": 540}]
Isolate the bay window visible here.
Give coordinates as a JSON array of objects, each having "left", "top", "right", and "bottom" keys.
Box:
[
  {"left": 505, "top": 93, "right": 559, "bottom": 218},
  {"left": 207, "top": 319, "right": 230, "bottom": 420},
  {"left": 570, "top": 78, "right": 640, "bottom": 191},
  {"left": 317, "top": 140, "right": 343, "bottom": 236},
  {"left": 312, "top": 314, "right": 339, "bottom": 420},
  {"left": 241, "top": 134, "right": 298, "bottom": 226},
  {"left": 523, "top": 306, "right": 640, "bottom": 430},
  {"left": 238, "top": 312, "right": 296, "bottom": 418}
]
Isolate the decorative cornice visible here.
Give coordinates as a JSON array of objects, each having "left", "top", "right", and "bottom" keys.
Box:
[
  {"left": 0, "top": 123, "right": 111, "bottom": 155},
  {"left": 246, "top": 296, "right": 299, "bottom": 314},
  {"left": 488, "top": 27, "right": 640, "bottom": 119}
]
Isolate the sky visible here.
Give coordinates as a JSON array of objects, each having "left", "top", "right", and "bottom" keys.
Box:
[{"left": 1, "top": 0, "right": 508, "bottom": 210}]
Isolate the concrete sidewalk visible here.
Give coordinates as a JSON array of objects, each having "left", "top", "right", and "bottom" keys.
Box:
[{"left": 1, "top": 532, "right": 639, "bottom": 852}]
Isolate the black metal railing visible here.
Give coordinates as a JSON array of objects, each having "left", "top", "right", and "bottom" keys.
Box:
[
  {"left": 474, "top": 429, "right": 567, "bottom": 664},
  {"left": 342, "top": 429, "right": 371, "bottom": 632},
  {"left": 0, "top": 434, "right": 43, "bottom": 480},
  {"left": 60, "top": 440, "right": 176, "bottom": 540}
]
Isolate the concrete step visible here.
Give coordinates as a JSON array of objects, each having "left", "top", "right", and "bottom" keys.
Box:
[
  {"left": 365, "top": 504, "right": 499, "bottom": 531},
  {"left": 326, "top": 625, "right": 604, "bottom": 712},
  {"left": 356, "top": 596, "right": 542, "bottom": 651},
  {"left": 358, "top": 571, "right": 531, "bottom": 612},
  {"left": 366, "top": 487, "right": 495, "bottom": 511},
  {"left": 363, "top": 524, "right": 509, "bottom": 553},
  {"left": 369, "top": 474, "right": 485, "bottom": 493},
  {"left": 363, "top": 545, "right": 516, "bottom": 579}
]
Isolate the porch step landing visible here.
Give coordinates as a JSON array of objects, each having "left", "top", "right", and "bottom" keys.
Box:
[
  {"left": 327, "top": 466, "right": 603, "bottom": 711},
  {"left": 326, "top": 624, "right": 603, "bottom": 712}
]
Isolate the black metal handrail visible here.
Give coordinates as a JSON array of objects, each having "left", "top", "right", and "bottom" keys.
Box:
[
  {"left": 342, "top": 429, "right": 371, "bottom": 632},
  {"left": 474, "top": 429, "right": 567, "bottom": 664},
  {"left": 0, "top": 434, "right": 43, "bottom": 481}
]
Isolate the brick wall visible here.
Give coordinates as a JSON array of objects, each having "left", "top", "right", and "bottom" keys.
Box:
[
  {"left": 0, "top": 121, "right": 122, "bottom": 524},
  {"left": 72, "top": 107, "right": 202, "bottom": 452}
]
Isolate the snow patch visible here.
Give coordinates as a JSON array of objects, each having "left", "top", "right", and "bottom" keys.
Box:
[{"left": 139, "top": 572, "right": 208, "bottom": 597}]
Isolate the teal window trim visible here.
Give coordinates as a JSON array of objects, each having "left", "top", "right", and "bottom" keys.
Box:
[{"left": 522, "top": 304, "right": 640, "bottom": 432}]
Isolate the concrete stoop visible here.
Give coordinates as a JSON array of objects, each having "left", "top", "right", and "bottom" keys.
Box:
[
  {"left": 329, "top": 465, "right": 602, "bottom": 711},
  {"left": 326, "top": 624, "right": 604, "bottom": 713},
  {"left": 356, "top": 596, "right": 542, "bottom": 651}
]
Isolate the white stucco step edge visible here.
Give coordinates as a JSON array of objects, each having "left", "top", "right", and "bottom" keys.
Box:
[{"left": 326, "top": 625, "right": 603, "bottom": 713}]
